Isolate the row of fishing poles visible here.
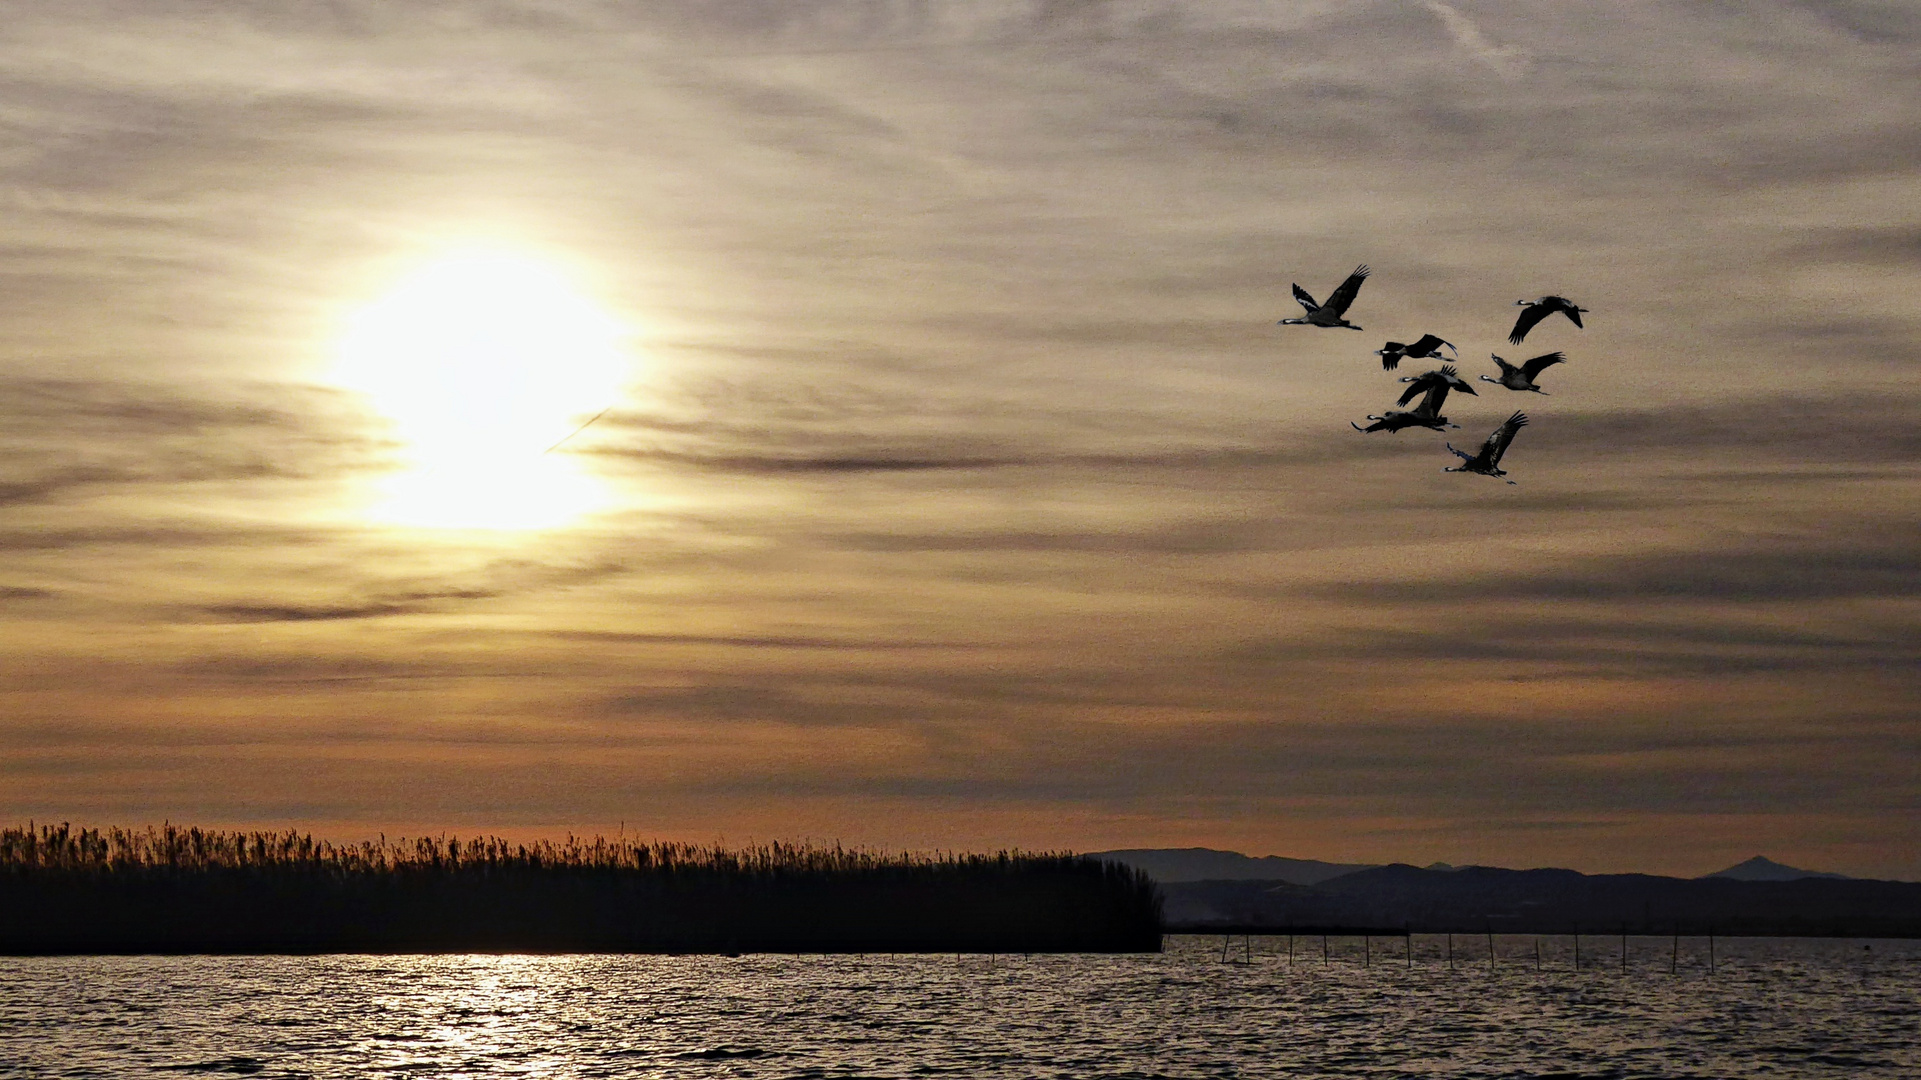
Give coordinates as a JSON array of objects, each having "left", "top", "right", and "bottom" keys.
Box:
[{"left": 1217, "top": 931, "right": 1718, "bottom": 975}]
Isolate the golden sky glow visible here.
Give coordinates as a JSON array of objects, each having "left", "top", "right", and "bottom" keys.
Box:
[{"left": 0, "top": 0, "right": 1916, "bottom": 879}]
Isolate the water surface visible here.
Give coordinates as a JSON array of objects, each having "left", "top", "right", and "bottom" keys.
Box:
[{"left": 2, "top": 935, "right": 1915, "bottom": 1077}]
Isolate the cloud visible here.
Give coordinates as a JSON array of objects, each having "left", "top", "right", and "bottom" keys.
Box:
[
  {"left": 1782, "top": 225, "right": 1921, "bottom": 267},
  {"left": 0, "top": 378, "right": 386, "bottom": 509},
  {"left": 0, "top": 0, "right": 1917, "bottom": 876},
  {"left": 0, "top": 469, "right": 119, "bottom": 508},
  {"left": 178, "top": 560, "right": 632, "bottom": 624},
  {"left": 0, "top": 525, "right": 319, "bottom": 551},
  {"left": 552, "top": 630, "right": 963, "bottom": 651},
  {"left": 174, "top": 654, "right": 457, "bottom": 685},
  {"left": 1791, "top": 0, "right": 1921, "bottom": 43},
  {"left": 1299, "top": 619, "right": 1917, "bottom": 679},
  {"left": 193, "top": 601, "right": 440, "bottom": 623},
  {"left": 1325, "top": 535, "right": 1921, "bottom": 605}
]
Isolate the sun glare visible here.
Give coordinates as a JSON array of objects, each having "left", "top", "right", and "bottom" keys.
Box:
[{"left": 334, "top": 250, "right": 629, "bottom": 530}]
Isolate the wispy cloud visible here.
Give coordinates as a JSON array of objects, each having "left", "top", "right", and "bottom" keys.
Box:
[{"left": 0, "top": 0, "right": 1917, "bottom": 876}]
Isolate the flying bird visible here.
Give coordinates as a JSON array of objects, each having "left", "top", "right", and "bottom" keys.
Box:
[
  {"left": 1444, "top": 410, "right": 1529, "bottom": 483},
  {"left": 1396, "top": 364, "right": 1478, "bottom": 406},
  {"left": 1375, "top": 333, "right": 1457, "bottom": 371},
  {"left": 1279, "top": 265, "right": 1370, "bottom": 330},
  {"left": 1353, "top": 382, "right": 1458, "bottom": 433},
  {"left": 1508, "top": 295, "right": 1588, "bottom": 344},
  {"left": 1479, "top": 352, "right": 1566, "bottom": 394}
]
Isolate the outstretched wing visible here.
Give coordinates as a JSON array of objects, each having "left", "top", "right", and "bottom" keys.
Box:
[
  {"left": 1446, "top": 442, "right": 1474, "bottom": 462},
  {"left": 1291, "top": 284, "right": 1319, "bottom": 312},
  {"left": 1417, "top": 382, "right": 1452, "bottom": 415},
  {"left": 1520, "top": 352, "right": 1566, "bottom": 379},
  {"left": 1322, "top": 264, "right": 1370, "bottom": 316},
  {"left": 1555, "top": 298, "right": 1586, "bottom": 328},
  {"left": 1396, "top": 372, "right": 1435, "bottom": 406},
  {"left": 1409, "top": 333, "right": 1452, "bottom": 356},
  {"left": 1379, "top": 344, "right": 1404, "bottom": 371},
  {"left": 1484, "top": 410, "right": 1529, "bottom": 466},
  {"left": 1508, "top": 303, "right": 1550, "bottom": 344}
]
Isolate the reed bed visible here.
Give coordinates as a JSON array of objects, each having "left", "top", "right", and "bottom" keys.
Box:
[{"left": 0, "top": 823, "right": 1163, "bottom": 955}]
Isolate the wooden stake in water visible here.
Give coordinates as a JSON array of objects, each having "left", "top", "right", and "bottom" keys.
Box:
[
  {"left": 1364, "top": 935, "right": 1371, "bottom": 968},
  {"left": 1407, "top": 931, "right": 1414, "bottom": 970},
  {"left": 1447, "top": 933, "right": 1454, "bottom": 971},
  {"left": 1621, "top": 926, "right": 1628, "bottom": 973},
  {"left": 1573, "top": 927, "right": 1580, "bottom": 970},
  {"left": 1488, "top": 929, "right": 1495, "bottom": 973},
  {"left": 1671, "top": 931, "right": 1678, "bottom": 975},
  {"left": 1323, "top": 934, "right": 1329, "bottom": 964},
  {"left": 1708, "top": 930, "right": 1715, "bottom": 975},
  {"left": 1288, "top": 933, "right": 1294, "bottom": 965},
  {"left": 1535, "top": 937, "right": 1541, "bottom": 971}
]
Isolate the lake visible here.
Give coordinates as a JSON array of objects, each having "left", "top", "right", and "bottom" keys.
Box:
[{"left": 2, "top": 935, "right": 1915, "bottom": 1077}]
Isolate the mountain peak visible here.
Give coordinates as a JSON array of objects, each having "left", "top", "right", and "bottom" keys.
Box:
[{"left": 1704, "top": 855, "right": 1849, "bottom": 882}]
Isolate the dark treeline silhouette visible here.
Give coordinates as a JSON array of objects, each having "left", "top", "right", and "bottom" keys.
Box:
[
  {"left": 1, "top": 823, "right": 1163, "bottom": 955},
  {"left": 1159, "top": 863, "right": 1921, "bottom": 936}
]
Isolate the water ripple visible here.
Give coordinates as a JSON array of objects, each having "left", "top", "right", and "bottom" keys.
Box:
[{"left": 0, "top": 937, "right": 1916, "bottom": 1078}]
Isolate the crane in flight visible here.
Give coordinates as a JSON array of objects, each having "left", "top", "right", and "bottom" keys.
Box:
[
  {"left": 1508, "top": 295, "right": 1587, "bottom": 344},
  {"left": 1279, "top": 265, "right": 1370, "bottom": 330},
  {"left": 1375, "top": 333, "right": 1457, "bottom": 371},
  {"left": 1479, "top": 352, "right": 1566, "bottom": 394},
  {"left": 1396, "top": 364, "right": 1477, "bottom": 406},
  {"left": 1353, "top": 381, "right": 1460, "bottom": 433},
  {"left": 1443, "top": 411, "right": 1530, "bottom": 483}
]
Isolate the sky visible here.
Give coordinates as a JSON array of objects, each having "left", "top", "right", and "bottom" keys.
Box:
[{"left": 2, "top": 0, "right": 1917, "bottom": 879}]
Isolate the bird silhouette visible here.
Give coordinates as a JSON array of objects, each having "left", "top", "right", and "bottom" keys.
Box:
[
  {"left": 1479, "top": 352, "right": 1566, "bottom": 394},
  {"left": 1444, "top": 411, "right": 1529, "bottom": 483},
  {"left": 1396, "top": 364, "right": 1478, "bottom": 406},
  {"left": 1353, "top": 382, "right": 1459, "bottom": 433},
  {"left": 1375, "top": 333, "right": 1456, "bottom": 371},
  {"left": 1279, "top": 265, "right": 1370, "bottom": 330},
  {"left": 1508, "top": 296, "right": 1587, "bottom": 344}
]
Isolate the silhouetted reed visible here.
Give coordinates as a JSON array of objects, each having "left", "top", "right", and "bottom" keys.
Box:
[{"left": 0, "top": 823, "right": 1163, "bottom": 955}]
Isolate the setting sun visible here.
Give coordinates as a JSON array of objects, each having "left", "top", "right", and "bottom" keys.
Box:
[{"left": 333, "top": 250, "right": 630, "bottom": 529}]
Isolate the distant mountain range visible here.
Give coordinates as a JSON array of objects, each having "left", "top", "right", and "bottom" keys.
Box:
[
  {"left": 1089, "top": 848, "right": 1856, "bottom": 885},
  {"left": 1088, "top": 848, "right": 1374, "bottom": 886},
  {"left": 1088, "top": 849, "right": 1914, "bottom": 936}
]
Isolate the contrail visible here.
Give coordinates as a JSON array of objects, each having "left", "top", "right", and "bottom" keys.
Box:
[
  {"left": 1418, "top": 0, "right": 1529, "bottom": 81},
  {"left": 543, "top": 407, "right": 613, "bottom": 455}
]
